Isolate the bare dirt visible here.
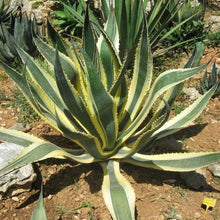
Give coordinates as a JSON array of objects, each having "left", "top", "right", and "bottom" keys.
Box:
[{"left": 0, "top": 14, "right": 220, "bottom": 220}]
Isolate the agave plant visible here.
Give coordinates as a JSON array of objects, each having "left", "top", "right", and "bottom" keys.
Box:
[
  {"left": 0, "top": 7, "right": 220, "bottom": 220},
  {"left": 59, "top": 0, "right": 198, "bottom": 58},
  {"left": 0, "top": 0, "right": 16, "bottom": 25},
  {"left": 52, "top": 0, "right": 84, "bottom": 38},
  {"left": 200, "top": 62, "right": 220, "bottom": 98},
  {"left": 0, "top": 12, "right": 40, "bottom": 64}
]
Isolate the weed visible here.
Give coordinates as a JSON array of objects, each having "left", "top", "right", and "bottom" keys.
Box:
[
  {"left": 194, "top": 115, "right": 204, "bottom": 124},
  {"left": 1, "top": 103, "right": 10, "bottom": 108},
  {"left": 153, "top": 52, "right": 183, "bottom": 80},
  {"left": 0, "top": 72, "right": 8, "bottom": 81},
  {"left": 212, "top": 146, "right": 217, "bottom": 152},
  {"left": 0, "top": 88, "right": 39, "bottom": 124},
  {"left": 56, "top": 200, "right": 94, "bottom": 219},
  {"left": 164, "top": 206, "right": 181, "bottom": 220},
  {"left": 72, "top": 177, "right": 79, "bottom": 189},
  {"left": 207, "top": 31, "right": 220, "bottom": 47},
  {"left": 56, "top": 205, "right": 79, "bottom": 217},
  {"left": 0, "top": 90, "right": 11, "bottom": 108},
  {"left": 88, "top": 210, "right": 95, "bottom": 220},
  {"left": 212, "top": 211, "right": 220, "bottom": 220},
  {"left": 177, "top": 186, "right": 187, "bottom": 197},
  {"left": 0, "top": 90, "right": 11, "bottom": 101},
  {"left": 172, "top": 102, "right": 185, "bottom": 116},
  {"left": 11, "top": 90, "right": 40, "bottom": 125}
]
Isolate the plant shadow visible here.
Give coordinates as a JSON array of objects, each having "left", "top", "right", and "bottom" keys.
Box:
[{"left": 17, "top": 123, "right": 220, "bottom": 211}]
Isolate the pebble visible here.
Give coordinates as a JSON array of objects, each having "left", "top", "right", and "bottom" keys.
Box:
[
  {"left": 11, "top": 197, "right": 19, "bottom": 202},
  {"left": 47, "top": 194, "right": 52, "bottom": 200},
  {"left": 157, "top": 215, "right": 166, "bottom": 220},
  {"left": 75, "top": 198, "right": 80, "bottom": 202},
  {"left": 1, "top": 122, "right": 6, "bottom": 127},
  {"left": 21, "top": 196, "right": 26, "bottom": 200},
  {"left": 163, "top": 179, "right": 177, "bottom": 184},
  {"left": 180, "top": 169, "right": 206, "bottom": 190},
  {"left": 9, "top": 123, "right": 32, "bottom": 132},
  {"left": 182, "top": 87, "right": 201, "bottom": 100},
  {"left": 194, "top": 212, "right": 201, "bottom": 219},
  {"left": 208, "top": 163, "right": 220, "bottom": 177}
]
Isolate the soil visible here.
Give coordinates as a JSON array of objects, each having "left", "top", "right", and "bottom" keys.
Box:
[{"left": 0, "top": 11, "right": 220, "bottom": 220}]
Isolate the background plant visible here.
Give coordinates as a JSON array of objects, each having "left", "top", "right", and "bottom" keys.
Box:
[
  {"left": 0, "top": 5, "right": 41, "bottom": 66},
  {"left": 51, "top": 0, "right": 84, "bottom": 39},
  {"left": 161, "top": 0, "right": 207, "bottom": 50},
  {"left": 0, "top": 3, "right": 220, "bottom": 220},
  {"left": 54, "top": 0, "right": 202, "bottom": 58},
  {"left": 200, "top": 63, "right": 220, "bottom": 97},
  {"left": 207, "top": 31, "right": 220, "bottom": 47},
  {"left": 163, "top": 0, "right": 207, "bottom": 49}
]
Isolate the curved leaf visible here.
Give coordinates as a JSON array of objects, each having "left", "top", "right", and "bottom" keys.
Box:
[
  {"left": 118, "top": 64, "right": 208, "bottom": 144},
  {"left": 152, "top": 82, "right": 218, "bottom": 140},
  {"left": 79, "top": 48, "right": 118, "bottom": 151},
  {"left": 120, "top": 15, "right": 153, "bottom": 129},
  {"left": 0, "top": 140, "right": 95, "bottom": 177},
  {"left": 31, "top": 186, "right": 47, "bottom": 220},
  {"left": 124, "top": 152, "right": 220, "bottom": 172},
  {"left": 0, "top": 127, "right": 42, "bottom": 147},
  {"left": 101, "top": 160, "right": 135, "bottom": 220}
]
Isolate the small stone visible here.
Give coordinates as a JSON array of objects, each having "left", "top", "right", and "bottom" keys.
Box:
[
  {"left": 9, "top": 123, "right": 32, "bottom": 132},
  {"left": 157, "top": 215, "right": 166, "bottom": 220},
  {"left": 75, "top": 197, "right": 80, "bottom": 202},
  {"left": 1, "top": 122, "right": 6, "bottom": 127},
  {"left": 208, "top": 16, "right": 220, "bottom": 33},
  {"left": 0, "top": 143, "right": 37, "bottom": 199},
  {"left": 47, "top": 194, "right": 52, "bottom": 200},
  {"left": 163, "top": 179, "right": 177, "bottom": 184},
  {"left": 32, "top": 9, "right": 44, "bottom": 24},
  {"left": 21, "top": 196, "right": 26, "bottom": 200},
  {"left": 189, "top": 137, "right": 195, "bottom": 142},
  {"left": 182, "top": 87, "right": 201, "bottom": 101},
  {"left": 194, "top": 212, "right": 201, "bottom": 219},
  {"left": 11, "top": 197, "right": 19, "bottom": 202},
  {"left": 180, "top": 169, "right": 206, "bottom": 190},
  {"left": 208, "top": 163, "right": 220, "bottom": 177}
]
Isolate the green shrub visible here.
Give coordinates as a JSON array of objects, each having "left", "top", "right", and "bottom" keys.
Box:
[
  {"left": 52, "top": 0, "right": 84, "bottom": 38},
  {"left": 207, "top": 31, "right": 220, "bottom": 47},
  {"left": 162, "top": 0, "right": 207, "bottom": 49}
]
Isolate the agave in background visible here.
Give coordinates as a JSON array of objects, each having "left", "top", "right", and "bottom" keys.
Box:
[
  {"left": 57, "top": 0, "right": 199, "bottom": 58},
  {"left": 0, "top": 9, "right": 40, "bottom": 65},
  {"left": 200, "top": 62, "right": 220, "bottom": 98},
  {"left": 0, "top": 5, "right": 219, "bottom": 220}
]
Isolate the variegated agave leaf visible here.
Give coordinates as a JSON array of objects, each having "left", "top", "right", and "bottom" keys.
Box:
[{"left": 0, "top": 7, "right": 220, "bottom": 220}]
